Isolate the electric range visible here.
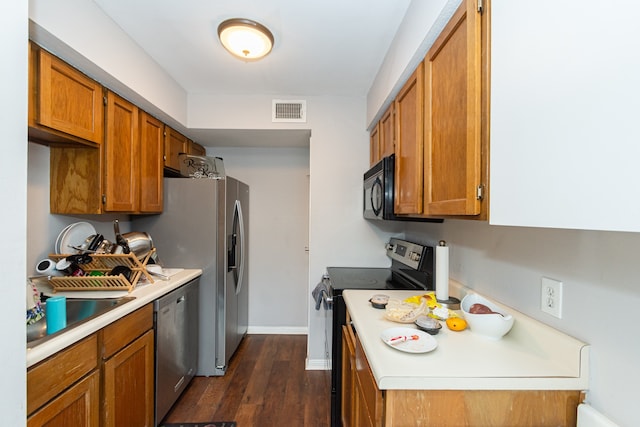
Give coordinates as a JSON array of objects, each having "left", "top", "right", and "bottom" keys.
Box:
[{"left": 325, "top": 238, "right": 435, "bottom": 426}]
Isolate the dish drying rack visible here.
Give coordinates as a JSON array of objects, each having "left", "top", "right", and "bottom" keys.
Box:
[{"left": 47, "top": 249, "right": 155, "bottom": 293}]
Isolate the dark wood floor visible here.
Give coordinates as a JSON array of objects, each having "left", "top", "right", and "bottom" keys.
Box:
[{"left": 162, "top": 334, "right": 331, "bottom": 426}]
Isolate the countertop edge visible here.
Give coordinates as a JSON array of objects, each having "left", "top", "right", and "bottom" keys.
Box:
[
  {"left": 27, "top": 269, "right": 202, "bottom": 368},
  {"left": 344, "top": 282, "right": 590, "bottom": 391}
]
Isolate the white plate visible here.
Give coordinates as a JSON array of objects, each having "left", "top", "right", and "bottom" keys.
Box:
[
  {"left": 54, "top": 223, "right": 74, "bottom": 254},
  {"left": 57, "top": 222, "right": 96, "bottom": 254},
  {"left": 380, "top": 327, "right": 438, "bottom": 354}
]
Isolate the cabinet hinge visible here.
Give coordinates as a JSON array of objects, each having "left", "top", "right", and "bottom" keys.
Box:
[
  {"left": 477, "top": 0, "right": 483, "bottom": 14},
  {"left": 103, "top": 96, "right": 107, "bottom": 106},
  {"left": 476, "top": 184, "right": 484, "bottom": 200},
  {"left": 102, "top": 194, "right": 106, "bottom": 204}
]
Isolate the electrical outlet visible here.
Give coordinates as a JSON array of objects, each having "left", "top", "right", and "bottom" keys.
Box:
[{"left": 540, "top": 277, "right": 563, "bottom": 318}]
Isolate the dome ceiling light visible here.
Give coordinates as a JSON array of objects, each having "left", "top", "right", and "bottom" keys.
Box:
[{"left": 217, "top": 18, "right": 274, "bottom": 61}]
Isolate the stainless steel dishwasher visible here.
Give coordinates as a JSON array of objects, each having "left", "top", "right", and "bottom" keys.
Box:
[{"left": 154, "top": 277, "right": 199, "bottom": 425}]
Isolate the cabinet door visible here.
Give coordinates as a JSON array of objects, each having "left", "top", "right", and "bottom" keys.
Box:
[
  {"left": 423, "top": 0, "right": 482, "bottom": 216},
  {"left": 32, "top": 44, "right": 104, "bottom": 145},
  {"left": 369, "top": 123, "right": 381, "bottom": 166},
  {"left": 164, "top": 127, "right": 188, "bottom": 171},
  {"left": 379, "top": 104, "right": 395, "bottom": 159},
  {"left": 354, "top": 330, "right": 383, "bottom": 427},
  {"left": 341, "top": 326, "right": 356, "bottom": 427},
  {"left": 103, "top": 330, "right": 155, "bottom": 427},
  {"left": 27, "top": 370, "right": 100, "bottom": 427},
  {"left": 139, "top": 111, "right": 164, "bottom": 213},
  {"left": 187, "top": 140, "right": 206, "bottom": 156},
  {"left": 104, "top": 91, "right": 139, "bottom": 212},
  {"left": 394, "top": 63, "right": 424, "bottom": 215}
]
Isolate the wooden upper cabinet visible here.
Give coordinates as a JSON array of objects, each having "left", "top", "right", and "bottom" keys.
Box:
[
  {"left": 187, "top": 140, "right": 206, "bottom": 156},
  {"left": 379, "top": 104, "right": 395, "bottom": 159},
  {"left": 394, "top": 63, "right": 424, "bottom": 215},
  {"left": 104, "top": 91, "right": 140, "bottom": 212},
  {"left": 423, "top": 0, "right": 483, "bottom": 216},
  {"left": 369, "top": 123, "right": 381, "bottom": 166},
  {"left": 164, "top": 127, "right": 188, "bottom": 171},
  {"left": 29, "top": 42, "right": 104, "bottom": 146},
  {"left": 370, "top": 104, "right": 394, "bottom": 167},
  {"left": 139, "top": 112, "right": 164, "bottom": 213}
]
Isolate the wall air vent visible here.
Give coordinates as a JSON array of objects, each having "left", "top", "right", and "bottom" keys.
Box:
[{"left": 272, "top": 100, "right": 306, "bottom": 123}]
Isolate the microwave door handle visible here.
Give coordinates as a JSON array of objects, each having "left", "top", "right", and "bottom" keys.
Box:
[{"left": 372, "top": 177, "right": 383, "bottom": 216}]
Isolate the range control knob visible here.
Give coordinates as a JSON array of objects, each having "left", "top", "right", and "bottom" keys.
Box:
[
  {"left": 409, "top": 251, "right": 421, "bottom": 262},
  {"left": 386, "top": 243, "right": 397, "bottom": 252}
]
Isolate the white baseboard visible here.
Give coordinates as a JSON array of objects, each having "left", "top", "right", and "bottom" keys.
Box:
[
  {"left": 247, "top": 326, "right": 308, "bottom": 335},
  {"left": 306, "top": 358, "right": 331, "bottom": 371}
]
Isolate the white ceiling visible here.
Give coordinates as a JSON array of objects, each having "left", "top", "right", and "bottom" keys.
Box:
[
  {"left": 90, "top": 0, "right": 411, "bottom": 147},
  {"left": 93, "top": 0, "right": 410, "bottom": 97}
]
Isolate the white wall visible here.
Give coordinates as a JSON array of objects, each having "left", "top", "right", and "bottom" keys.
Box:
[
  {"left": 1, "top": 2, "right": 28, "bottom": 425},
  {"left": 210, "top": 146, "right": 310, "bottom": 333}
]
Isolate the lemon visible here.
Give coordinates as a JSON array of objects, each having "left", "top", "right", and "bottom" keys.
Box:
[{"left": 446, "top": 317, "right": 467, "bottom": 331}]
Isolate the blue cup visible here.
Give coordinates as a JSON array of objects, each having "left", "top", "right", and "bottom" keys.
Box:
[{"left": 46, "top": 296, "right": 67, "bottom": 335}]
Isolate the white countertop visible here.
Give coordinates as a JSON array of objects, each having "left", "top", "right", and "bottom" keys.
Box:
[
  {"left": 343, "top": 285, "right": 590, "bottom": 391},
  {"left": 27, "top": 269, "right": 202, "bottom": 368}
]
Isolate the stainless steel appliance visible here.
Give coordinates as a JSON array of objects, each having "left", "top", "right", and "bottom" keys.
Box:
[
  {"left": 154, "top": 277, "right": 199, "bottom": 425},
  {"left": 363, "top": 154, "right": 442, "bottom": 222},
  {"left": 134, "top": 176, "right": 249, "bottom": 376},
  {"left": 324, "top": 238, "right": 435, "bottom": 427}
]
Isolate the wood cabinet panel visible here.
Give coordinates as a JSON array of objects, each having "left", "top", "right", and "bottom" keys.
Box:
[
  {"left": 50, "top": 146, "right": 102, "bottom": 214},
  {"left": 27, "top": 370, "right": 100, "bottom": 427},
  {"left": 103, "top": 330, "right": 155, "bottom": 427},
  {"left": 394, "top": 63, "right": 424, "bottom": 215},
  {"left": 164, "top": 126, "right": 188, "bottom": 171},
  {"left": 423, "top": 0, "right": 483, "bottom": 216},
  {"left": 384, "top": 389, "right": 581, "bottom": 427},
  {"left": 341, "top": 326, "right": 356, "bottom": 427},
  {"left": 102, "top": 303, "right": 153, "bottom": 359},
  {"left": 29, "top": 43, "right": 104, "bottom": 146},
  {"left": 27, "top": 334, "right": 98, "bottom": 415},
  {"left": 354, "top": 329, "right": 383, "bottom": 427},
  {"left": 104, "top": 91, "right": 140, "bottom": 212},
  {"left": 379, "top": 105, "right": 395, "bottom": 159},
  {"left": 139, "top": 111, "right": 164, "bottom": 212},
  {"left": 187, "top": 140, "right": 206, "bottom": 156},
  {"left": 369, "top": 124, "right": 381, "bottom": 166}
]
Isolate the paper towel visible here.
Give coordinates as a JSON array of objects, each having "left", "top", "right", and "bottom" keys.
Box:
[{"left": 435, "top": 241, "right": 449, "bottom": 301}]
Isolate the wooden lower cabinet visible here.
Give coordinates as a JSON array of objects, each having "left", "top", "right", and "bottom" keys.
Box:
[
  {"left": 27, "top": 304, "right": 154, "bottom": 427},
  {"left": 27, "top": 371, "right": 100, "bottom": 427},
  {"left": 342, "top": 320, "right": 582, "bottom": 427},
  {"left": 103, "top": 330, "right": 154, "bottom": 427}
]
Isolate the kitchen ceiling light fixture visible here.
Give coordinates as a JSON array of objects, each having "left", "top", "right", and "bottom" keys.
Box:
[{"left": 217, "top": 18, "right": 274, "bottom": 61}]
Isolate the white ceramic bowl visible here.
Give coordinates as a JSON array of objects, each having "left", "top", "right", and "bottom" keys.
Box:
[{"left": 460, "top": 293, "right": 514, "bottom": 339}]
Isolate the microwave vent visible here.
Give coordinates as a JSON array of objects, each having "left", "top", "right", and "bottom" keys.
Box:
[{"left": 272, "top": 100, "right": 306, "bottom": 123}]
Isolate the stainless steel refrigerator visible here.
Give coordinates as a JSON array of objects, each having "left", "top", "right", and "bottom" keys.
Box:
[{"left": 133, "top": 176, "right": 249, "bottom": 376}]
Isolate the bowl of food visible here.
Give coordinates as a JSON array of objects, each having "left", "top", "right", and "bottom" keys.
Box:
[{"left": 460, "top": 293, "right": 514, "bottom": 339}]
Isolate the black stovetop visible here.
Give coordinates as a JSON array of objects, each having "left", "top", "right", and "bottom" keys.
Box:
[{"left": 326, "top": 266, "right": 431, "bottom": 292}]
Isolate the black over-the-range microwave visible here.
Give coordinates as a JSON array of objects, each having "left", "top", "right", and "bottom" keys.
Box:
[{"left": 363, "top": 154, "right": 443, "bottom": 223}]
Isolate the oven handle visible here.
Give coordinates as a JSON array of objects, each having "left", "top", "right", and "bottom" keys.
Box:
[
  {"left": 321, "top": 275, "right": 333, "bottom": 307},
  {"left": 321, "top": 289, "right": 333, "bottom": 304}
]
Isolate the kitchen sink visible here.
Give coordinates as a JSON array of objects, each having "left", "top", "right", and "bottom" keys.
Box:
[{"left": 27, "top": 296, "right": 135, "bottom": 348}]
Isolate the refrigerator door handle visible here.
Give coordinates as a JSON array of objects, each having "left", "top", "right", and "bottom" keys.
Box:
[{"left": 235, "top": 199, "right": 246, "bottom": 296}]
